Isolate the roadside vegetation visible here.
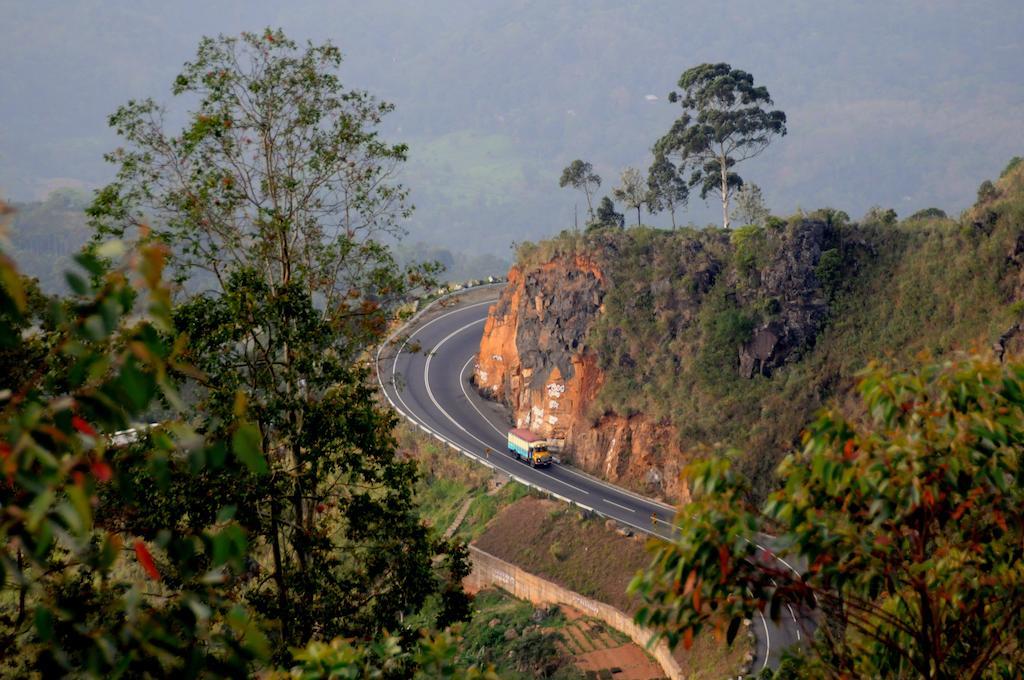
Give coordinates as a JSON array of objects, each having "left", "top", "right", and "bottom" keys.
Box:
[{"left": 398, "top": 424, "right": 531, "bottom": 540}]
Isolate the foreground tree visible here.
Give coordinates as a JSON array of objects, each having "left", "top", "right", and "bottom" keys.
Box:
[
  {"left": 612, "top": 167, "right": 650, "bottom": 226},
  {"left": 0, "top": 214, "right": 269, "bottom": 674},
  {"left": 655, "top": 63, "right": 786, "bottom": 229},
  {"left": 631, "top": 353, "right": 1024, "bottom": 678},
  {"left": 647, "top": 153, "right": 689, "bottom": 229},
  {"left": 88, "top": 29, "right": 456, "bottom": 659},
  {"left": 0, "top": 204, "right": 488, "bottom": 677},
  {"left": 559, "top": 159, "right": 602, "bottom": 220}
]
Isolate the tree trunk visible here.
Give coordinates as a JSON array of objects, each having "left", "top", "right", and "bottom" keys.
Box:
[
  {"left": 720, "top": 158, "right": 731, "bottom": 229},
  {"left": 16, "top": 549, "right": 26, "bottom": 624},
  {"left": 670, "top": 207, "right": 677, "bottom": 230},
  {"left": 636, "top": 205, "right": 641, "bottom": 227},
  {"left": 270, "top": 499, "right": 291, "bottom": 641}
]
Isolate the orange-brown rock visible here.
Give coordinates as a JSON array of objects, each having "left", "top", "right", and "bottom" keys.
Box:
[{"left": 474, "top": 253, "right": 690, "bottom": 502}]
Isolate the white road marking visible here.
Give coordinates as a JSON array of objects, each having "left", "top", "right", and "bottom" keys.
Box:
[
  {"left": 458, "top": 354, "right": 508, "bottom": 438},
  {"left": 389, "top": 300, "right": 497, "bottom": 429},
  {"left": 758, "top": 610, "right": 771, "bottom": 670},
  {"left": 458, "top": 353, "right": 673, "bottom": 514},
  {"left": 602, "top": 498, "right": 637, "bottom": 513},
  {"left": 423, "top": 320, "right": 590, "bottom": 496}
]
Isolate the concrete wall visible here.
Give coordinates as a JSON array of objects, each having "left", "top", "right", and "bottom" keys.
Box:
[{"left": 465, "top": 546, "right": 684, "bottom": 680}]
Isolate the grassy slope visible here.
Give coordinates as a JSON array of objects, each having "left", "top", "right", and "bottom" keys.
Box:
[
  {"left": 398, "top": 424, "right": 530, "bottom": 540},
  {"left": 514, "top": 161, "right": 1024, "bottom": 499}
]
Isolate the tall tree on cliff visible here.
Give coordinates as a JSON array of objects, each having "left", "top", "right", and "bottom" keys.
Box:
[
  {"left": 87, "top": 29, "right": 454, "bottom": 657},
  {"left": 559, "top": 159, "right": 602, "bottom": 220},
  {"left": 647, "top": 153, "right": 688, "bottom": 229},
  {"left": 654, "top": 63, "right": 786, "bottom": 229},
  {"left": 613, "top": 166, "right": 650, "bottom": 227}
]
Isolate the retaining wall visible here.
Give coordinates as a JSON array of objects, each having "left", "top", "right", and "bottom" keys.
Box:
[{"left": 465, "top": 545, "right": 684, "bottom": 680}]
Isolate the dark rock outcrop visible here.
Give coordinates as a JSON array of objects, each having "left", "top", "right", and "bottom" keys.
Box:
[{"left": 738, "top": 220, "right": 831, "bottom": 377}]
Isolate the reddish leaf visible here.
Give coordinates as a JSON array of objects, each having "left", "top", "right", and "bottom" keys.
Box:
[
  {"left": 72, "top": 416, "right": 97, "bottom": 437},
  {"left": 718, "top": 544, "right": 731, "bottom": 580},
  {"left": 91, "top": 460, "right": 112, "bottom": 483},
  {"left": 994, "top": 509, "right": 1008, "bottom": 532},
  {"left": 134, "top": 540, "right": 160, "bottom": 581},
  {"left": 951, "top": 499, "right": 973, "bottom": 520},
  {"left": 683, "top": 626, "right": 693, "bottom": 650},
  {"left": 683, "top": 569, "right": 697, "bottom": 596}
]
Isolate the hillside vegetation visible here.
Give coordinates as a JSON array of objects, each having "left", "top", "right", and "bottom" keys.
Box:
[{"left": 515, "top": 159, "right": 1024, "bottom": 498}]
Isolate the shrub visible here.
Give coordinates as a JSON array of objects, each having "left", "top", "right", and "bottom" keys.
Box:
[
  {"left": 1001, "top": 156, "right": 1022, "bottom": 179},
  {"left": 977, "top": 179, "right": 999, "bottom": 204},
  {"left": 815, "top": 248, "right": 844, "bottom": 299},
  {"left": 907, "top": 207, "right": 948, "bottom": 221}
]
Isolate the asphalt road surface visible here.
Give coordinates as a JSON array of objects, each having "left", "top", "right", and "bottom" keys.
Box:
[{"left": 377, "top": 287, "right": 807, "bottom": 673}]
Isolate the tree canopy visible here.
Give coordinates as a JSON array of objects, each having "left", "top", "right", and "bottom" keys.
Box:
[
  {"left": 654, "top": 63, "right": 786, "bottom": 229},
  {"left": 612, "top": 167, "right": 649, "bottom": 227},
  {"left": 646, "top": 153, "right": 689, "bottom": 229},
  {"left": 559, "top": 159, "right": 602, "bottom": 220},
  {"left": 630, "top": 353, "right": 1024, "bottom": 678},
  {"left": 589, "top": 195, "right": 624, "bottom": 231},
  {"left": 0, "top": 29, "right": 490, "bottom": 677}
]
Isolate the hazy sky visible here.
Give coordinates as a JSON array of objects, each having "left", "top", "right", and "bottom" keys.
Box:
[{"left": 2, "top": 1, "right": 1023, "bottom": 254}]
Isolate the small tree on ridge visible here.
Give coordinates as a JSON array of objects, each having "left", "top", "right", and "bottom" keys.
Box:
[{"left": 559, "top": 159, "right": 602, "bottom": 220}]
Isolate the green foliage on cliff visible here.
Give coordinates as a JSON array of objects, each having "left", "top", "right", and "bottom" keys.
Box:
[{"left": 514, "top": 160, "right": 1024, "bottom": 500}]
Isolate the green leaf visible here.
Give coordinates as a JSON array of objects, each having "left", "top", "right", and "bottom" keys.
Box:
[
  {"left": 216, "top": 504, "right": 237, "bottom": 523},
  {"left": 65, "top": 484, "right": 94, "bottom": 534},
  {"left": 65, "top": 271, "right": 90, "bottom": 296},
  {"left": 34, "top": 606, "right": 54, "bottom": 642},
  {"left": 118, "top": 358, "right": 156, "bottom": 411},
  {"left": 232, "top": 423, "right": 267, "bottom": 474},
  {"left": 26, "top": 489, "right": 55, "bottom": 531}
]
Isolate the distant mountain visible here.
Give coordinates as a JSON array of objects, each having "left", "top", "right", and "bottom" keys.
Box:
[
  {"left": 2, "top": 1, "right": 1023, "bottom": 256},
  {"left": 7, "top": 189, "right": 92, "bottom": 294}
]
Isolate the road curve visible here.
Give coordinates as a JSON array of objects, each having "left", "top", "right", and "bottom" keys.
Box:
[{"left": 376, "top": 287, "right": 804, "bottom": 673}]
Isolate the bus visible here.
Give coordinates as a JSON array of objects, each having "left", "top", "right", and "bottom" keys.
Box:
[{"left": 507, "top": 428, "right": 552, "bottom": 467}]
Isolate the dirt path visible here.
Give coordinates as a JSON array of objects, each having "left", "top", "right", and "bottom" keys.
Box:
[{"left": 443, "top": 496, "right": 475, "bottom": 539}]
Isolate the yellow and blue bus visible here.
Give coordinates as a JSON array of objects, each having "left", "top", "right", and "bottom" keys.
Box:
[{"left": 507, "top": 428, "right": 552, "bottom": 467}]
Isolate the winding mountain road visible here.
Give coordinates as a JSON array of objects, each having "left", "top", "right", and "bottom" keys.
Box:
[{"left": 376, "top": 286, "right": 806, "bottom": 673}]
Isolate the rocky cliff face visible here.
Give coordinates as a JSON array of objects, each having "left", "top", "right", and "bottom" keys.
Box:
[
  {"left": 474, "top": 222, "right": 836, "bottom": 502},
  {"left": 736, "top": 220, "right": 831, "bottom": 378},
  {"left": 477, "top": 162, "right": 1024, "bottom": 503}
]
